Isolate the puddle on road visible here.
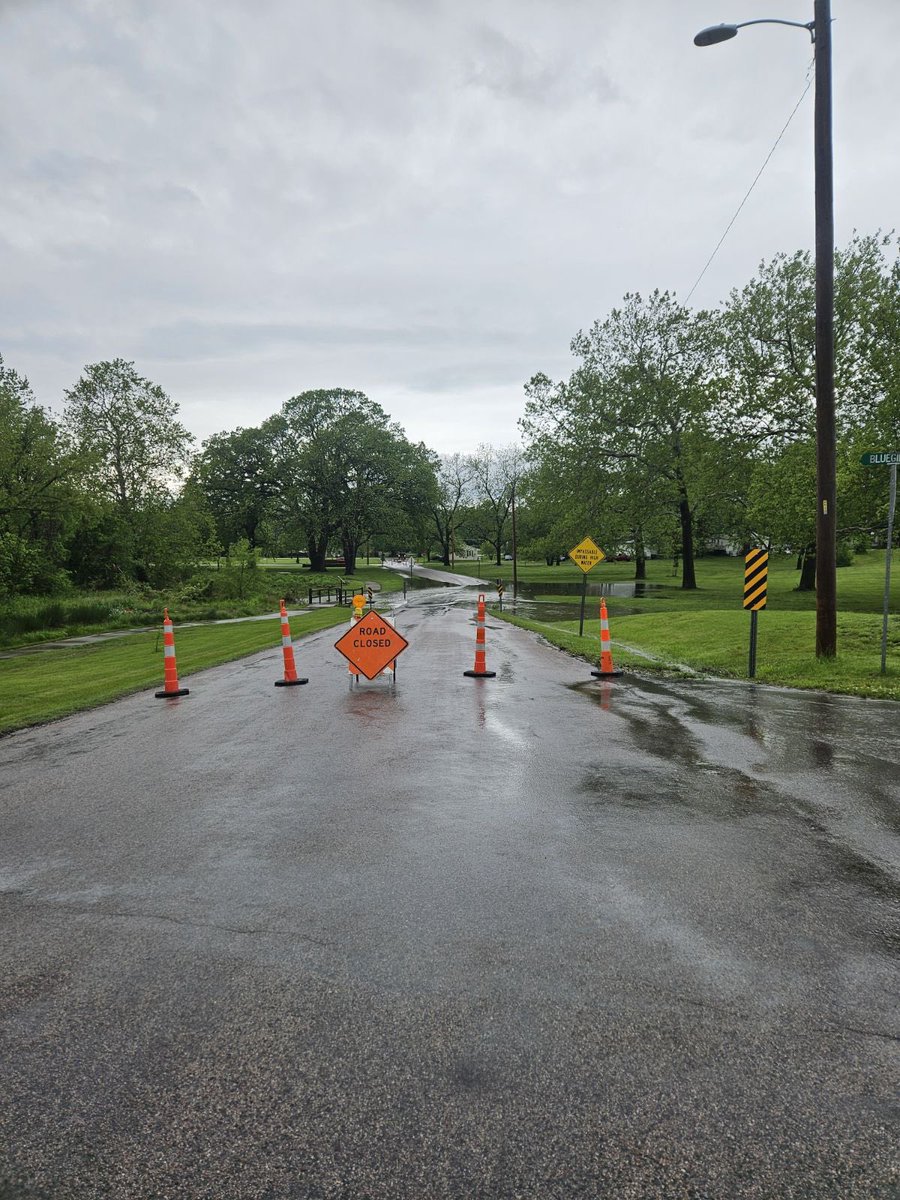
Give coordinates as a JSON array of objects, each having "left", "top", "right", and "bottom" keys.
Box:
[
  {"left": 407, "top": 576, "right": 457, "bottom": 591},
  {"left": 401, "top": 575, "right": 665, "bottom": 611}
]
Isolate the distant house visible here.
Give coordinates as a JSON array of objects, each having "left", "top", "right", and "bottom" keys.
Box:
[
  {"left": 616, "top": 542, "right": 659, "bottom": 560},
  {"left": 704, "top": 537, "right": 741, "bottom": 556}
]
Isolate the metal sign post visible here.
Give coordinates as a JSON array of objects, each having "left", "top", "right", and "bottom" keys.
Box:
[
  {"left": 743, "top": 549, "right": 769, "bottom": 679},
  {"left": 748, "top": 610, "right": 759, "bottom": 678},
  {"left": 860, "top": 452, "right": 899, "bottom": 674},
  {"left": 882, "top": 464, "right": 896, "bottom": 674}
]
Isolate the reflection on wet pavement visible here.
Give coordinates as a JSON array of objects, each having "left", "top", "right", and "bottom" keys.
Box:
[{"left": 1, "top": 576, "right": 898, "bottom": 1198}]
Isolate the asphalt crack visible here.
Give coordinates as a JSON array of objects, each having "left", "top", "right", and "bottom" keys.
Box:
[{"left": 7, "top": 895, "right": 337, "bottom": 949}]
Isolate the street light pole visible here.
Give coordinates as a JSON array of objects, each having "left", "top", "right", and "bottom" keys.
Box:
[{"left": 694, "top": 0, "right": 837, "bottom": 657}]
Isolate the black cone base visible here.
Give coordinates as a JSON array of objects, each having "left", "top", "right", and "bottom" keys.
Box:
[
  {"left": 154, "top": 687, "right": 190, "bottom": 698},
  {"left": 464, "top": 669, "right": 496, "bottom": 678},
  {"left": 275, "top": 678, "right": 309, "bottom": 686},
  {"left": 591, "top": 669, "right": 624, "bottom": 678}
]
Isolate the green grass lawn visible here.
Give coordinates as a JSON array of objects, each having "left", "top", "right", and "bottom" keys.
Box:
[
  {"left": 0, "top": 607, "right": 349, "bottom": 736},
  {"left": 495, "top": 551, "right": 899, "bottom": 700},
  {"left": 456, "top": 550, "right": 898, "bottom": 612},
  {"left": 259, "top": 557, "right": 402, "bottom": 583}
]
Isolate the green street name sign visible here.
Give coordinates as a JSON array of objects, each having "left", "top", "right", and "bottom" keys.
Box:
[{"left": 860, "top": 451, "right": 900, "bottom": 466}]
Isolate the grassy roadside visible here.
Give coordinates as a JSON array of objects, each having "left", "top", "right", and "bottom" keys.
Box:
[
  {"left": 498, "top": 607, "right": 900, "bottom": 701},
  {"left": 0, "top": 607, "right": 349, "bottom": 736},
  {"left": 486, "top": 551, "right": 898, "bottom": 700}
]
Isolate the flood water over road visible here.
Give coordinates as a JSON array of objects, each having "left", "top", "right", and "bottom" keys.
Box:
[{"left": 1, "top": 583, "right": 898, "bottom": 1198}]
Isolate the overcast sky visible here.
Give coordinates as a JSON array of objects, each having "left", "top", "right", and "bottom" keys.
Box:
[{"left": 2, "top": 0, "right": 897, "bottom": 454}]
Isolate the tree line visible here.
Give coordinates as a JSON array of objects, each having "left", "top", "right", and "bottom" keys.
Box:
[
  {"left": 0, "top": 361, "right": 524, "bottom": 598},
  {"left": 521, "top": 232, "right": 900, "bottom": 588},
  {"left": 3, "top": 231, "right": 897, "bottom": 600}
]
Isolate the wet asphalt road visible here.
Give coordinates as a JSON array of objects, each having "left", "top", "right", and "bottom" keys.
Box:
[{"left": 1, "top": 585, "right": 898, "bottom": 1199}]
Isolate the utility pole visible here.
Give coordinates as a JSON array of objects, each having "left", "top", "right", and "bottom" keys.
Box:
[
  {"left": 511, "top": 479, "right": 518, "bottom": 600},
  {"left": 693, "top": 3, "right": 837, "bottom": 657},
  {"left": 813, "top": 0, "right": 836, "bottom": 657}
]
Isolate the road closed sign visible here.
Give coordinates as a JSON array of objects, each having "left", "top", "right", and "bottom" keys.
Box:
[{"left": 334, "top": 610, "right": 409, "bottom": 679}]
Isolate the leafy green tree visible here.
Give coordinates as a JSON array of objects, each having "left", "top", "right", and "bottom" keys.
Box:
[
  {"left": 62, "top": 359, "right": 195, "bottom": 583},
  {"left": 429, "top": 454, "right": 475, "bottom": 566},
  {"left": 192, "top": 425, "right": 277, "bottom": 550},
  {"left": 263, "top": 390, "right": 358, "bottom": 570},
  {"left": 522, "top": 384, "right": 679, "bottom": 578},
  {"left": 0, "top": 354, "right": 78, "bottom": 593},
  {"left": 332, "top": 417, "right": 434, "bottom": 574},
  {"left": 469, "top": 444, "right": 523, "bottom": 565},
  {"left": 382, "top": 442, "right": 440, "bottom": 558},
  {"left": 0, "top": 532, "right": 43, "bottom": 596},
  {"left": 63, "top": 359, "right": 194, "bottom": 509},
  {"left": 135, "top": 491, "right": 220, "bottom": 589},
  {"left": 264, "top": 389, "right": 438, "bottom": 573},
  {"left": 745, "top": 440, "right": 817, "bottom": 587},
  {"left": 721, "top": 232, "right": 900, "bottom": 576},
  {"left": 523, "top": 292, "right": 730, "bottom": 588}
]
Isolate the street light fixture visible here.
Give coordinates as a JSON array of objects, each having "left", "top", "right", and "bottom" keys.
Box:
[
  {"left": 694, "top": 1, "right": 837, "bottom": 658},
  {"left": 694, "top": 19, "right": 814, "bottom": 47}
]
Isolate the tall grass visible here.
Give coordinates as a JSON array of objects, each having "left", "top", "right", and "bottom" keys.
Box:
[
  {"left": 0, "top": 563, "right": 405, "bottom": 649},
  {"left": 0, "top": 596, "right": 116, "bottom": 641}
]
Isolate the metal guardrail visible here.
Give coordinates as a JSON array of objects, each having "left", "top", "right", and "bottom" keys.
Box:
[{"left": 307, "top": 584, "right": 352, "bottom": 606}]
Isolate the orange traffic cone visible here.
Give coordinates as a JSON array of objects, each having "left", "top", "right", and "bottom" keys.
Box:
[
  {"left": 591, "top": 599, "right": 624, "bottom": 679},
  {"left": 464, "top": 593, "right": 496, "bottom": 678},
  {"left": 275, "top": 599, "right": 308, "bottom": 686},
  {"left": 154, "top": 608, "right": 190, "bottom": 698}
]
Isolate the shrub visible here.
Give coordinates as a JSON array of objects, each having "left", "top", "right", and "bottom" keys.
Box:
[{"left": 0, "top": 533, "right": 43, "bottom": 596}]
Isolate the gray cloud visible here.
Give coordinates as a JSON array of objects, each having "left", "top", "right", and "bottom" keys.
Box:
[{"left": 1, "top": 0, "right": 898, "bottom": 454}]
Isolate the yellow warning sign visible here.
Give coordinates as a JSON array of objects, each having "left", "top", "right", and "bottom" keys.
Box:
[{"left": 568, "top": 537, "right": 606, "bottom": 574}]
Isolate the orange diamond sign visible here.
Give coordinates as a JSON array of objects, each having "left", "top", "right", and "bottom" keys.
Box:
[{"left": 334, "top": 610, "right": 409, "bottom": 679}]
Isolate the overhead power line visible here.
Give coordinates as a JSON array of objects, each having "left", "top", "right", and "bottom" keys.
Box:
[{"left": 684, "top": 60, "right": 814, "bottom": 305}]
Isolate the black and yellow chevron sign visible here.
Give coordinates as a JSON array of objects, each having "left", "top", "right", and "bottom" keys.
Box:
[{"left": 743, "top": 549, "right": 768, "bottom": 610}]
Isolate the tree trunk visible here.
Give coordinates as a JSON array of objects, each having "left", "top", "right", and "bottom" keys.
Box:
[
  {"left": 633, "top": 526, "right": 646, "bottom": 580},
  {"left": 307, "top": 531, "right": 328, "bottom": 572},
  {"left": 678, "top": 494, "right": 697, "bottom": 590},
  {"left": 796, "top": 544, "right": 816, "bottom": 591},
  {"left": 431, "top": 511, "right": 452, "bottom": 567},
  {"left": 341, "top": 538, "right": 357, "bottom": 575}
]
